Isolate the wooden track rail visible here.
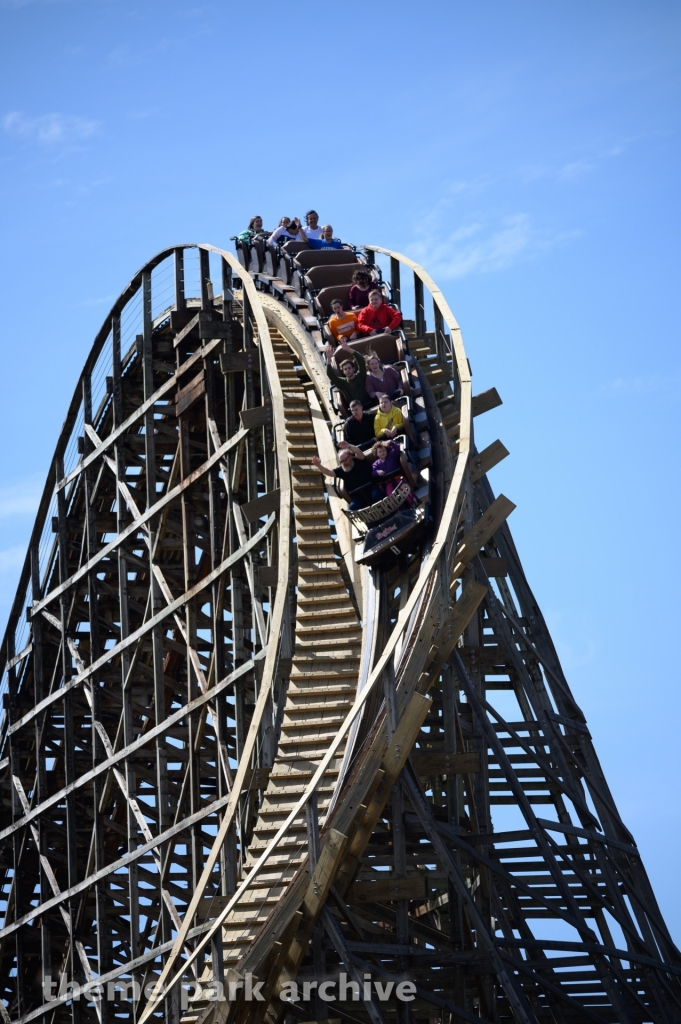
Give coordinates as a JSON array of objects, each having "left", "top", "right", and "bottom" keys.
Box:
[{"left": 0, "top": 242, "right": 678, "bottom": 1024}]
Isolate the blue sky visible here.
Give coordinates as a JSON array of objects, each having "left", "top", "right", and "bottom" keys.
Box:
[{"left": 1, "top": 0, "right": 680, "bottom": 933}]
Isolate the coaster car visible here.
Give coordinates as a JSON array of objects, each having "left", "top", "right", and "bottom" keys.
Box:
[{"left": 344, "top": 473, "right": 430, "bottom": 568}]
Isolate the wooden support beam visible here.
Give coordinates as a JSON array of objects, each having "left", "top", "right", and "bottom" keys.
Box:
[
  {"left": 470, "top": 439, "right": 509, "bottom": 482},
  {"left": 451, "top": 496, "right": 516, "bottom": 578},
  {"left": 471, "top": 387, "right": 502, "bottom": 417}
]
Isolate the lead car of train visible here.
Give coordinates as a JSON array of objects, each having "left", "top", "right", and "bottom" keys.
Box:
[{"left": 234, "top": 229, "right": 439, "bottom": 569}]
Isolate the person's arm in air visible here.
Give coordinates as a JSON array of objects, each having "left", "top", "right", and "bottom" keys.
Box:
[
  {"left": 311, "top": 456, "right": 336, "bottom": 479},
  {"left": 326, "top": 358, "right": 343, "bottom": 387}
]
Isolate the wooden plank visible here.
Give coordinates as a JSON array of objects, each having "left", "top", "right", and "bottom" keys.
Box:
[
  {"left": 256, "top": 566, "right": 279, "bottom": 588},
  {"left": 452, "top": 496, "right": 516, "bottom": 577},
  {"left": 246, "top": 831, "right": 348, "bottom": 1000},
  {"left": 346, "top": 876, "right": 428, "bottom": 905},
  {"left": 169, "top": 308, "right": 196, "bottom": 333},
  {"left": 471, "top": 387, "right": 502, "bottom": 417},
  {"left": 382, "top": 693, "right": 433, "bottom": 787},
  {"left": 421, "top": 581, "right": 488, "bottom": 684},
  {"left": 196, "top": 894, "right": 234, "bottom": 920},
  {"left": 240, "top": 405, "right": 273, "bottom": 429},
  {"left": 470, "top": 440, "right": 509, "bottom": 483},
  {"left": 172, "top": 312, "right": 200, "bottom": 348},
  {"left": 302, "top": 828, "right": 348, "bottom": 920},
  {"left": 535, "top": 818, "right": 639, "bottom": 856},
  {"left": 175, "top": 369, "right": 205, "bottom": 416},
  {"left": 220, "top": 351, "right": 259, "bottom": 374},
  {"left": 241, "top": 767, "right": 272, "bottom": 791},
  {"left": 411, "top": 752, "right": 481, "bottom": 775},
  {"left": 199, "top": 319, "right": 233, "bottom": 339},
  {"left": 241, "top": 489, "right": 281, "bottom": 525},
  {"left": 479, "top": 557, "right": 508, "bottom": 577}
]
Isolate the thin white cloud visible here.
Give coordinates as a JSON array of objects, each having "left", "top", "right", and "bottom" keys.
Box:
[
  {"left": 0, "top": 479, "right": 42, "bottom": 519},
  {"left": 602, "top": 372, "right": 681, "bottom": 397},
  {"left": 521, "top": 141, "right": 629, "bottom": 184},
  {"left": 2, "top": 111, "right": 100, "bottom": 145},
  {"left": 411, "top": 214, "right": 579, "bottom": 280}
]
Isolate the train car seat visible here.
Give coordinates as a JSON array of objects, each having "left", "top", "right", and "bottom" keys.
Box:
[
  {"left": 347, "top": 333, "right": 405, "bottom": 364},
  {"left": 313, "top": 285, "right": 353, "bottom": 318},
  {"left": 304, "top": 263, "right": 369, "bottom": 292},
  {"left": 294, "top": 249, "right": 359, "bottom": 271}
]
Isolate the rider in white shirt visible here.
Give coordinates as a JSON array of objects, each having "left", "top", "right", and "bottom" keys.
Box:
[
  {"left": 303, "top": 209, "right": 323, "bottom": 240},
  {"left": 268, "top": 217, "right": 308, "bottom": 245}
]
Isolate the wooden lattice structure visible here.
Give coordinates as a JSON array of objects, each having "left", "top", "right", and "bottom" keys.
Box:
[{"left": 1, "top": 242, "right": 679, "bottom": 1024}]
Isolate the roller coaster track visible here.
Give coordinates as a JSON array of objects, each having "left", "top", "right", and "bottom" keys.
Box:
[{"left": 0, "top": 242, "right": 679, "bottom": 1024}]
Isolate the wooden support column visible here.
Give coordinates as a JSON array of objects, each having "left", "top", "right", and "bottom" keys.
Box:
[
  {"left": 305, "top": 793, "right": 326, "bottom": 1022},
  {"left": 200, "top": 246, "right": 213, "bottom": 311},
  {"left": 82, "top": 376, "right": 109, "bottom": 1012},
  {"left": 217, "top": 262, "right": 239, "bottom": 894},
  {"left": 55, "top": 453, "right": 80, "bottom": 1022},
  {"left": 112, "top": 313, "right": 140, "bottom": 992},
  {"left": 30, "top": 542, "right": 52, "bottom": 1000},
  {"left": 142, "top": 271, "right": 172, "bottom": 971},
  {"left": 462, "top": 512, "right": 494, "bottom": 1020},
  {"left": 414, "top": 272, "right": 426, "bottom": 339},
  {"left": 433, "top": 301, "right": 450, "bottom": 379},
  {"left": 390, "top": 256, "right": 401, "bottom": 309},
  {"left": 205, "top": 345, "right": 236, "bottom": 898},
  {"left": 179, "top": 398, "right": 202, "bottom": 896},
  {"left": 7, "top": 635, "right": 25, "bottom": 1018},
  {"left": 175, "top": 247, "right": 186, "bottom": 313},
  {"left": 441, "top": 663, "right": 466, "bottom": 1012},
  {"left": 383, "top": 649, "right": 410, "bottom": 1024}
]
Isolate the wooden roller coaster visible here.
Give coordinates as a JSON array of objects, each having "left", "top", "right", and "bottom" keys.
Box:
[{"left": 0, "top": 239, "right": 679, "bottom": 1024}]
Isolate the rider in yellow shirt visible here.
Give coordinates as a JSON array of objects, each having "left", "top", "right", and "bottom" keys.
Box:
[{"left": 373, "top": 395, "right": 414, "bottom": 441}]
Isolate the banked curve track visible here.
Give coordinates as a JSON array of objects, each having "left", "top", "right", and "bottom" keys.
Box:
[{"left": 0, "top": 243, "right": 678, "bottom": 1024}]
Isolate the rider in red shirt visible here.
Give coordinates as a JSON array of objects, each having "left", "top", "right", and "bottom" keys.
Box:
[{"left": 356, "top": 290, "right": 403, "bottom": 336}]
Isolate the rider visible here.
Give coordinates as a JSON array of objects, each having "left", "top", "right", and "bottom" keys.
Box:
[
  {"left": 307, "top": 224, "right": 344, "bottom": 250},
  {"left": 311, "top": 445, "right": 380, "bottom": 510},
  {"left": 373, "top": 394, "right": 414, "bottom": 442},
  {"left": 327, "top": 298, "right": 359, "bottom": 344},
  {"left": 326, "top": 343, "right": 370, "bottom": 407},
  {"left": 343, "top": 400, "right": 376, "bottom": 447},
  {"left": 357, "top": 290, "right": 402, "bottom": 335},
  {"left": 304, "top": 210, "right": 322, "bottom": 239},
  {"left": 267, "top": 217, "right": 308, "bottom": 246}
]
